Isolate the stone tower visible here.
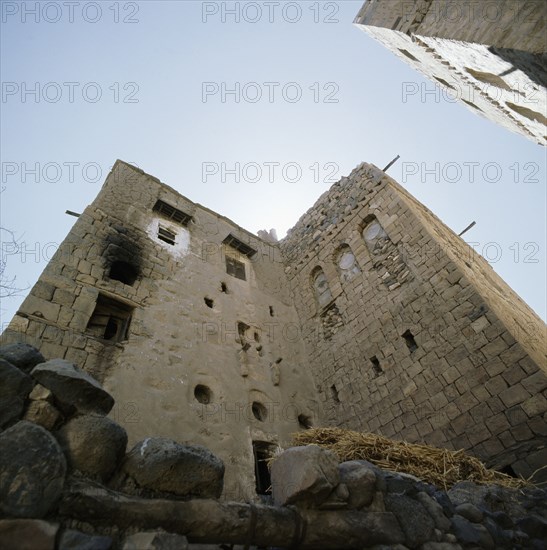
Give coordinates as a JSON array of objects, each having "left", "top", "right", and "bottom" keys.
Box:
[
  {"left": 3, "top": 160, "right": 546, "bottom": 494},
  {"left": 354, "top": 0, "right": 547, "bottom": 145},
  {"left": 281, "top": 162, "right": 546, "bottom": 482}
]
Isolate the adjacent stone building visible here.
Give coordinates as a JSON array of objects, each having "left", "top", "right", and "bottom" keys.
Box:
[
  {"left": 354, "top": 0, "right": 547, "bottom": 145},
  {"left": 2, "top": 160, "right": 546, "bottom": 497}
]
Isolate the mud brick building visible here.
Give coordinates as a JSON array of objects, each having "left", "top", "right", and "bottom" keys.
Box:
[
  {"left": 2, "top": 160, "right": 546, "bottom": 497},
  {"left": 354, "top": 0, "right": 547, "bottom": 145}
]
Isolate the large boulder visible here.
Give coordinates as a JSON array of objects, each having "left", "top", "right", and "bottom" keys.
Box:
[
  {"left": 384, "top": 493, "right": 436, "bottom": 548},
  {"left": 56, "top": 414, "right": 127, "bottom": 480},
  {"left": 0, "top": 358, "right": 34, "bottom": 428},
  {"left": 0, "top": 344, "right": 45, "bottom": 375},
  {"left": 270, "top": 445, "right": 340, "bottom": 507},
  {"left": 0, "top": 421, "right": 66, "bottom": 518},
  {"left": 0, "top": 519, "right": 59, "bottom": 550},
  {"left": 31, "top": 359, "right": 114, "bottom": 415},
  {"left": 113, "top": 438, "right": 224, "bottom": 499},
  {"left": 338, "top": 460, "right": 377, "bottom": 509}
]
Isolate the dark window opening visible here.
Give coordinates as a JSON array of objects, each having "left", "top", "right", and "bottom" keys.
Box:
[
  {"left": 269, "top": 306, "right": 274, "bottom": 317},
  {"left": 402, "top": 330, "right": 418, "bottom": 352},
  {"left": 498, "top": 464, "right": 518, "bottom": 478},
  {"left": 298, "top": 414, "right": 312, "bottom": 429},
  {"left": 238, "top": 322, "right": 249, "bottom": 340},
  {"left": 252, "top": 401, "right": 267, "bottom": 422},
  {"left": 220, "top": 282, "right": 228, "bottom": 293},
  {"left": 398, "top": 48, "right": 419, "bottom": 62},
  {"left": 153, "top": 199, "right": 192, "bottom": 226},
  {"left": 465, "top": 67, "right": 511, "bottom": 90},
  {"left": 330, "top": 384, "right": 340, "bottom": 403},
  {"left": 433, "top": 76, "right": 456, "bottom": 90},
  {"left": 506, "top": 102, "right": 547, "bottom": 125},
  {"left": 204, "top": 297, "right": 214, "bottom": 308},
  {"left": 254, "top": 331, "right": 260, "bottom": 343},
  {"left": 462, "top": 98, "right": 482, "bottom": 111},
  {"left": 194, "top": 384, "right": 212, "bottom": 404},
  {"left": 109, "top": 260, "right": 138, "bottom": 286},
  {"left": 157, "top": 226, "right": 176, "bottom": 246},
  {"left": 370, "top": 356, "right": 383, "bottom": 375},
  {"left": 226, "top": 256, "right": 246, "bottom": 280},
  {"left": 86, "top": 294, "right": 133, "bottom": 343},
  {"left": 253, "top": 442, "right": 274, "bottom": 495}
]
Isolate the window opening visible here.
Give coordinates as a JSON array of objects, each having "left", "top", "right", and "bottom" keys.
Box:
[
  {"left": 226, "top": 256, "right": 246, "bottom": 280},
  {"left": 108, "top": 261, "right": 138, "bottom": 286},
  {"left": 370, "top": 356, "right": 383, "bottom": 375},
  {"left": 157, "top": 225, "right": 176, "bottom": 246},
  {"left": 402, "top": 330, "right": 418, "bottom": 352},
  {"left": 298, "top": 414, "right": 312, "bottom": 429},
  {"left": 194, "top": 385, "right": 212, "bottom": 404},
  {"left": 330, "top": 384, "right": 340, "bottom": 403},
  {"left": 86, "top": 294, "right": 133, "bottom": 343},
  {"left": 252, "top": 401, "right": 267, "bottom": 421},
  {"left": 311, "top": 267, "right": 332, "bottom": 308}
]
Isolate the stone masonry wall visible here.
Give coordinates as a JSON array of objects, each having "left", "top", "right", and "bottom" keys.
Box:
[
  {"left": 280, "top": 162, "right": 547, "bottom": 482},
  {"left": 2, "top": 160, "right": 323, "bottom": 501},
  {"left": 354, "top": 0, "right": 547, "bottom": 146}
]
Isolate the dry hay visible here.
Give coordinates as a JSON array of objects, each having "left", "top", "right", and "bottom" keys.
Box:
[{"left": 292, "top": 427, "right": 528, "bottom": 490}]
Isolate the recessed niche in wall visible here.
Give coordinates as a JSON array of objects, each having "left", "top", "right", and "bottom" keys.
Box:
[
  {"left": 86, "top": 294, "right": 133, "bottom": 343},
  {"left": 220, "top": 282, "right": 228, "bottom": 293},
  {"left": 108, "top": 260, "right": 138, "bottom": 286},
  {"left": 204, "top": 297, "right": 214, "bottom": 308},
  {"left": 336, "top": 245, "right": 361, "bottom": 282},
  {"left": 398, "top": 48, "right": 419, "bottom": 62},
  {"left": 311, "top": 266, "right": 333, "bottom": 308},
  {"left": 402, "top": 330, "right": 418, "bottom": 352},
  {"left": 330, "top": 384, "right": 340, "bottom": 403},
  {"left": 252, "top": 401, "right": 267, "bottom": 422},
  {"left": 194, "top": 384, "right": 212, "bottom": 404},
  {"left": 370, "top": 356, "right": 383, "bottom": 376},
  {"left": 269, "top": 306, "right": 274, "bottom": 317},
  {"left": 298, "top": 414, "right": 312, "bottom": 429}
]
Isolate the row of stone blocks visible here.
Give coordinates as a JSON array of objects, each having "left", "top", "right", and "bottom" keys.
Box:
[{"left": 1, "top": 343, "right": 546, "bottom": 549}]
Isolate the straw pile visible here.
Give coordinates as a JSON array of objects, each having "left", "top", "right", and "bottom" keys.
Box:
[{"left": 292, "top": 427, "right": 528, "bottom": 490}]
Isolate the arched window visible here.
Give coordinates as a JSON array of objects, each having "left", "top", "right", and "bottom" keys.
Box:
[
  {"left": 335, "top": 245, "right": 361, "bottom": 283},
  {"left": 311, "top": 267, "right": 332, "bottom": 308},
  {"left": 362, "top": 216, "right": 388, "bottom": 253}
]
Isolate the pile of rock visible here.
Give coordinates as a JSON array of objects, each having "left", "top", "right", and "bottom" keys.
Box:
[
  {"left": 270, "top": 445, "right": 547, "bottom": 549},
  {"left": 0, "top": 344, "right": 225, "bottom": 550},
  {"left": 1, "top": 343, "right": 546, "bottom": 550}
]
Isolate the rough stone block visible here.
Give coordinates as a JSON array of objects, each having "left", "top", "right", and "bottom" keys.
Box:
[{"left": 271, "top": 445, "right": 339, "bottom": 507}]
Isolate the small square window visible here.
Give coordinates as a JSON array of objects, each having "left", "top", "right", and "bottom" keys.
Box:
[
  {"left": 226, "top": 256, "right": 246, "bottom": 281},
  {"left": 158, "top": 225, "right": 176, "bottom": 246}
]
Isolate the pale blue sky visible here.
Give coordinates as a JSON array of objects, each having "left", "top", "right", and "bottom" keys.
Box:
[{"left": 1, "top": 0, "right": 546, "bottom": 326}]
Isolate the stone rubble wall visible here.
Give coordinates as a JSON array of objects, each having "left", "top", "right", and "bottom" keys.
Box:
[
  {"left": 280, "top": 163, "right": 547, "bottom": 482},
  {"left": 1, "top": 345, "right": 546, "bottom": 550}
]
